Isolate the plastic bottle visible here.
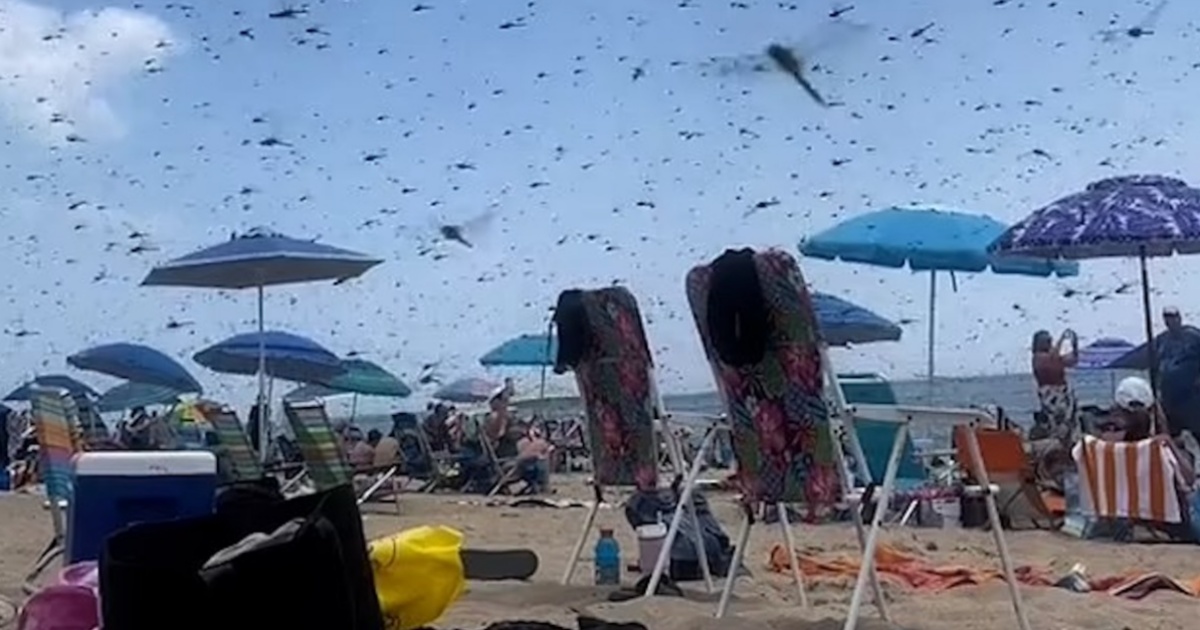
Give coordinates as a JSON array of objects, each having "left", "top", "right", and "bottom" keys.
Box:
[{"left": 594, "top": 528, "right": 621, "bottom": 585}]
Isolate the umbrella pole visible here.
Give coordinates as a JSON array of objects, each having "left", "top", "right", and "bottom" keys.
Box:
[
  {"left": 926, "top": 270, "right": 937, "bottom": 405},
  {"left": 256, "top": 284, "right": 269, "bottom": 464},
  {"left": 540, "top": 319, "right": 553, "bottom": 400},
  {"left": 1138, "top": 249, "right": 1163, "bottom": 433}
]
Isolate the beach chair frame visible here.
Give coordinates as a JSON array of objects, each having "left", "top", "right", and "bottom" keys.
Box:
[
  {"left": 23, "top": 386, "right": 80, "bottom": 594},
  {"left": 282, "top": 400, "right": 401, "bottom": 514},
  {"left": 556, "top": 287, "right": 714, "bottom": 591}
]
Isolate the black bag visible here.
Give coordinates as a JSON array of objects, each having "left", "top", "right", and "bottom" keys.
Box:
[
  {"left": 100, "top": 484, "right": 383, "bottom": 630},
  {"left": 624, "top": 488, "right": 733, "bottom": 580}
]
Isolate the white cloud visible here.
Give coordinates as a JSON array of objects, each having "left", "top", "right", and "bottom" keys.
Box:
[{"left": 0, "top": 0, "right": 177, "bottom": 143}]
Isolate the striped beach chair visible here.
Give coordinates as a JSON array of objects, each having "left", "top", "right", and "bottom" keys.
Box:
[
  {"left": 202, "top": 404, "right": 265, "bottom": 483},
  {"left": 1073, "top": 435, "right": 1192, "bottom": 539},
  {"left": 283, "top": 400, "right": 401, "bottom": 514},
  {"left": 24, "top": 386, "right": 81, "bottom": 593}
]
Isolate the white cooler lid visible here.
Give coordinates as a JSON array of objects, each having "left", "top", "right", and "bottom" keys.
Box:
[{"left": 73, "top": 451, "right": 216, "bottom": 476}]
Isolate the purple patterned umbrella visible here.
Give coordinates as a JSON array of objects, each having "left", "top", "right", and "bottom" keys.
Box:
[
  {"left": 989, "top": 175, "right": 1200, "bottom": 259},
  {"left": 991, "top": 174, "right": 1200, "bottom": 415}
]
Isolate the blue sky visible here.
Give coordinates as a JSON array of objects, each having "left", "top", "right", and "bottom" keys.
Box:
[{"left": 0, "top": 0, "right": 1196, "bottom": 408}]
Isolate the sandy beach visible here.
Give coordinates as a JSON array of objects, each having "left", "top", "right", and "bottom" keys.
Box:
[{"left": 4, "top": 475, "right": 1196, "bottom": 630}]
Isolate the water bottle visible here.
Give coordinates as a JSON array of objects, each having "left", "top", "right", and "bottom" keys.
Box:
[{"left": 594, "top": 528, "right": 621, "bottom": 585}]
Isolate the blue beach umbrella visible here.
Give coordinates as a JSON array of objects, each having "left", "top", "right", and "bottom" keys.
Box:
[
  {"left": 4, "top": 374, "right": 99, "bottom": 402},
  {"left": 193, "top": 331, "right": 345, "bottom": 384},
  {"left": 480, "top": 331, "right": 558, "bottom": 399},
  {"left": 1075, "top": 337, "right": 1137, "bottom": 371},
  {"left": 144, "top": 227, "right": 381, "bottom": 455},
  {"left": 480, "top": 334, "right": 558, "bottom": 367},
  {"left": 811, "top": 292, "right": 901, "bottom": 346},
  {"left": 992, "top": 175, "right": 1200, "bottom": 397},
  {"left": 801, "top": 205, "right": 1078, "bottom": 384},
  {"left": 316, "top": 358, "right": 412, "bottom": 398},
  {"left": 68, "top": 343, "right": 202, "bottom": 393},
  {"left": 97, "top": 382, "right": 186, "bottom": 413}
]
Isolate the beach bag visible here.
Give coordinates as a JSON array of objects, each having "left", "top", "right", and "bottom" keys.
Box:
[
  {"left": 623, "top": 489, "right": 733, "bottom": 579},
  {"left": 100, "top": 484, "right": 383, "bottom": 630},
  {"left": 369, "top": 526, "right": 466, "bottom": 630},
  {"left": 18, "top": 562, "right": 101, "bottom": 630}
]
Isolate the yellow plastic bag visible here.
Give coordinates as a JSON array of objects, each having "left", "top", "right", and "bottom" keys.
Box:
[{"left": 368, "top": 526, "right": 466, "bottom": 630}]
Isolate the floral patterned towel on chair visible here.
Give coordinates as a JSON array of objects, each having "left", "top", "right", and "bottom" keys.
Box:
[
  {"left": 686, "top": 248, "right": 840, "bottom": 513},
  {"left": 555, "top": 286, "right": 659, "bottom": 491}
]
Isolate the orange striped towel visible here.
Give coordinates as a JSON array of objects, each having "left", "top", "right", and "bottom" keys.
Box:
[{"left": 1072, "top": 435, "right": 1184, "bottom": 523}]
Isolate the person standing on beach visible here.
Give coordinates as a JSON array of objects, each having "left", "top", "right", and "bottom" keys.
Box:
[
  {"left": 1155, "top": 306, "right": 1200, "bottom": 439},
  {"left": 1031, "top": 329, "right": 1079, "bottom": 446}
]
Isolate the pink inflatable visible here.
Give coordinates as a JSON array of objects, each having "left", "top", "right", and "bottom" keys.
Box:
[{"left": 18, "top": 562, "right": 100, "bottom": 630}]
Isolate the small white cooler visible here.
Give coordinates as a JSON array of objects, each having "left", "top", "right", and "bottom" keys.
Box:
[{"left": 68, "top": 451, "right": 217, "bottom": 563}]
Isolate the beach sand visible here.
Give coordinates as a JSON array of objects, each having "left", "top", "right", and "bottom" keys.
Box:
[{"left": 2, "top": 477, "right": 1196, "bottom": 630}]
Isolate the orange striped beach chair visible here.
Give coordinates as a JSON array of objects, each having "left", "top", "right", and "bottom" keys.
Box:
[{"left": 1072, "top": 435, "right": 1193, "bottom": 540}]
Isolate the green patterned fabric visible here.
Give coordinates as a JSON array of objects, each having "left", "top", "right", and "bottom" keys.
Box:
[
  {"left": 563, "top": 286, "right": 659, "bottom": 490},
  {"left": 686, "top": 248, "right": 840, "bottom": 511}
]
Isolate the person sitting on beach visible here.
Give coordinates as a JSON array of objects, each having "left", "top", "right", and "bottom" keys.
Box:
[
  {"left": 373, "top": 427, "right": 401, "bottom": 467},
  {"left": 1111, "top": 376, "right": 1195, "bottom": 473},
  {"left": 345, "top": 427, "right": 375, "bottom": 469},
  {"left": 515, "top": 425, "right": 554, "bottom": 494},
  {"left": 1031, "top": 329, "right": 1079, "bottom": 445}
]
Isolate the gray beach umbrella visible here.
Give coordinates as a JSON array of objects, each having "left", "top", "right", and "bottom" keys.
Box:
[{"left": 142, "top": 227, "right": 382, "bottom": 459}]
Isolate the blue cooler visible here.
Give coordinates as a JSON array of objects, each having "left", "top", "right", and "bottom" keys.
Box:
[{"left": 68, "top": 451, "right": 217, "bottom": 563}]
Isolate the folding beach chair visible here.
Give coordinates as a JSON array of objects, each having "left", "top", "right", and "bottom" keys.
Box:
[
  {"left": 282, "top": 400, "right": 401, "bottom": 514},
  {"left": 1072, "top": 434, "right": 1194, "bottom": 541},
  {"left": 391, "top": 416, "right": 455, "bottom": 493},
  {"left": 953, "top": 425, "right": 1059, "bottom": 530},
  {"left": 555, "top": 286, "right": 714, "bottom": 591},
  {"left": 675, "top": 248, "right": 1032, "bottom": 630},
  {"left": 23, "top": 386, "right": 81, "bottom": 594},
  {"left": 201, "top": 404, "right": 305, "bottom": 494}
]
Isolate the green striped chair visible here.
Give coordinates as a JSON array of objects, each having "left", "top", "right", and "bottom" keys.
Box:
[
  {"left": 201, "top": 404, "right": 265, "bottom": 483},
  {"left": 283, "top": 400, "right": 401, "bottom": 513}
]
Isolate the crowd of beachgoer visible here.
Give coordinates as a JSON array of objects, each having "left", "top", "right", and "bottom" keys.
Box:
[{"left": 1029, "top": 306, "right": 1200, "bottom": 490}]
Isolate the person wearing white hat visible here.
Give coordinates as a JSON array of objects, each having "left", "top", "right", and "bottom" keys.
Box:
[{"left": 1156, "top": 306, "right": 1200, "bottom": 439}]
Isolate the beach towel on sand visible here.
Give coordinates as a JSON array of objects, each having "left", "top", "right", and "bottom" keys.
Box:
[
  {"left": 686, "top": 248, "right": 839, "bottom": 508},
  {"left": 554, "top": 286, "right": 658, "bottom": 490}
]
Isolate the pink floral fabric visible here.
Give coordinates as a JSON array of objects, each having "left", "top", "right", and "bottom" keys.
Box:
[
  {"left": 686, "top": 249, "right": 840, "bottom": 515},
  {"left": 567, "top": 287, "right": 659, "bottom": 490}
]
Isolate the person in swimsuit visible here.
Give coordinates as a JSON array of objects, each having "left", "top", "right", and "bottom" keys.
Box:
[{"left": 1031, "top": 329, "right": 1080, "bottom": 447}]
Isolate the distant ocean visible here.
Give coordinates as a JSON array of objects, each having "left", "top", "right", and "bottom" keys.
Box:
[{"left": 339, "top": 370, "right": 1135, "bottom": 443}]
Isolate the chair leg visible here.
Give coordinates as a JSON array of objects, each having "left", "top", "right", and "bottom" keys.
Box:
[
  {"left": 561, "top": 485, "right": 603, "bottom": 585},
  {"left": 963, "top": 430, "right": 1033, "bottom": 630},
  {"left": 23, "top": 537, "right": 63, "bottom": 594},
  {"left": 646, "top": 426, "right": 718, "bottom": 597},
  {"left": 776, "top": 501, "right": 809, "bottom": 609},
  {"left": 716, "top": 505, "right": 753, "bottom": 619}
]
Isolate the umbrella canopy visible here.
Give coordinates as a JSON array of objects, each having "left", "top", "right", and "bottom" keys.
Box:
[
  {"left": 316, "top": 359, "right": 411, "bottom": 398},
  {"left": 801, "top": 206, "right": 1080, "bottom": 275},
  {"left": 4, "top": 374, "right": 99, "bottom": 401},
  {"left": 434, "top": 377, "right": 500, "bottom": 404},
  {"left": 283, "top": 383, "right": 346, "bottom": 402},
  {"left": 801, "top": 205, "right": 1078, "bottom": 387},
  {"left": 141, "top": 227, "right": 383, "bottom": 289},
  {"left": 67, "top": 343, "right": 202, "bottom": 393},
  {"left": 193, "top": 331, "right": 344, "bottom": 383},
  {"left": 97, "top": 382, "right": 184, "bottom": 413},
  {"left": 988, "top": 175, "right": 1200, "bottom": 259},
  {"left": 480, "top": 333, "right": 558, "bottom": 367},
  {"left": 1075, "top": 337, "right": 1137, "bottom": 370},
  {"left": 812, "top": 292, "right": 902, "bottom": 346}
]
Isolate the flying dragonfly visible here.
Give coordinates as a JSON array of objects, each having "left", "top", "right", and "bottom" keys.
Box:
[
  {"left": 1099, "top": 0, "right": 1168, "bottom": 43},
  {"left": 699, "top": 18, "right": 871, "bottom": 107},
  {"left": 434, "top": 208, "right": 497, "bottom": 249}
]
